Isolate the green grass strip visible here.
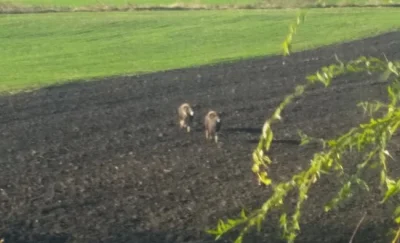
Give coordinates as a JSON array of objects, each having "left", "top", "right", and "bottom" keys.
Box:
[{"left": 1, "top": 8, "right": 400, "bottom": 92}]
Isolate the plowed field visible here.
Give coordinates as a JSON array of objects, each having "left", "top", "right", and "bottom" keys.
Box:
[{"left": 1, "top": 31, "right": 400, "bottom": 243}]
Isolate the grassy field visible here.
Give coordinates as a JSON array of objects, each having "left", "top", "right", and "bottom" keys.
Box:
[
  {"left": 4, "top": 0, "right": 400, "bottom": 6},
  {"left": 0, "top": 8, "right": 400, "bottom": 91}
]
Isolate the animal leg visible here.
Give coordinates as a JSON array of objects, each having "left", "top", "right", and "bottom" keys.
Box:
[
  {"left": 209, "top": 132, "right": 215, "bottom": 141},
  {"left": 214, "top": 134, "right": 218, "bottom": 143},
  {"left": 186, "top": 126, "right": 191, "bottom": 132},
  {"left": 179, "top": 120, "right": 185, "bottom": 128}
]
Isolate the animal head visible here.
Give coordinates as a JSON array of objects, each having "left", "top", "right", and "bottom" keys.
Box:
[
  {"left": 207, "top": 111, "right": 220, "bottom": 122},
  {"left": 181, "top": 103, "right": 194, "bottom": 116}
]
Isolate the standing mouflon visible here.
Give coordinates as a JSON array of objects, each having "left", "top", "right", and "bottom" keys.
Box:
[
  {"left": 204, "top": 110, "right": 221, "bottom": 143},
  {"left": 178, "top": 103, "right": 194, "bottom": 132}
]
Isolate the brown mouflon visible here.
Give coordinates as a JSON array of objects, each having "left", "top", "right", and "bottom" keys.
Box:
[
  {"left": 178, "top": 103, "right": 194, "bottom": 132},
  {"left": 204, "top": 110, "right": 221, "bottom": 143}
]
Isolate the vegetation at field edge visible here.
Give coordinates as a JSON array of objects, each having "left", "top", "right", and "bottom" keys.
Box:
[{"left": 2, "top": 0, "right": 400, "bottom": 8}]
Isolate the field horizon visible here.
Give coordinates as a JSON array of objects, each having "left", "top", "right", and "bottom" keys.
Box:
[{"left": 2, "top": 0, "right": 400, "bottom": 11}]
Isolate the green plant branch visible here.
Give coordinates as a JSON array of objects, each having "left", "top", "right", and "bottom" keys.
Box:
[
  {"left": 253, "top": 56, "right": 396, "bottom": 187},
  {"left": 208, "top": 3, "right": 400, "bottom": 242},
  {"left": 282, "top": 9, "right": 307, "bottom": 56},
  {"left": 208, "top": 57, "right": 400, "bottom": 242}
]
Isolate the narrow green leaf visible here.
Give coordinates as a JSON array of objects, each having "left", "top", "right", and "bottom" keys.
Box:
[
  {"left": 324, "top": 205, "right": 332, "bottom": 212},
  {"left": 256, "top": 216, "right": 262, "bottom": 232},
  {"left": 259, "top": 172, "right": 272, "bottom": 186},
  {"left": 280, "top": 213, "right": 287, "bottom": 228},
  {"left": 389, "top": 62, "right": 399, "bottom": 75},
  {"left": 227, "top": 219, "right": 236, "bottom": 226},
  {"left": 381, "top": 170, "right": 387, "bottom": 187},
  {"left": 394, "top": 206, "right": 400, "bottom": 216},
  {"left": 241, "top": 209, "right": 246, "bottom": 219},
  {"left": 264, "top": 129, "right": 274, "bottom": 151},
  {"left": 234, "top": 235, "right": 243, "bottom": 243},
  {"left": 382, "top": 178, "right": 399, "bottom": 203},
  {"left": 356, "top": 178, "right": 370, "bottom": 192},
  {"left": 252, "top": 163, "right": 260, "bottom": 173}
]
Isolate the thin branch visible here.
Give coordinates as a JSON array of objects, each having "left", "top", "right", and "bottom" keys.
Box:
[
  {"left": 392, "top": 227, "right": 400, "bottom": 243},
  {"left": 349, "top": 212, "right": 367, "bottom": 243}
]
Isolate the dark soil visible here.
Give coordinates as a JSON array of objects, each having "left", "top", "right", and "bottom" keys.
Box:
[{"left": 1, "top": 31, "right": 400, "bottom": 243}]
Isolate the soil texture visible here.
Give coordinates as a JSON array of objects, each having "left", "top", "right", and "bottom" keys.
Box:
[{"left": 1, "top": 31, "right": 400, "bottom": 243}]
